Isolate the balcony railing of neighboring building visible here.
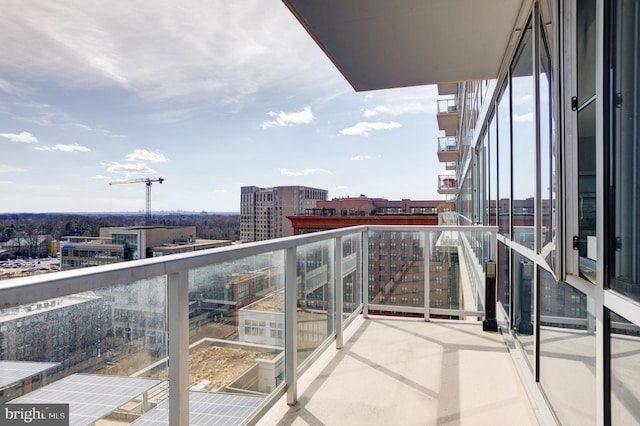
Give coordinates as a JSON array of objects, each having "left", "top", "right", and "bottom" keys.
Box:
[
  {"left": 437, "top": 136, "right": 460, "bottom": 163},
  {"left": 437, "top": 173, "right": 459, "bottom": 195},
  {"left": 436, "top": 99, "right": 460, "bottom": 136},
  {"left": 0, "top": 224, "right": 496, "bottom": 425}
]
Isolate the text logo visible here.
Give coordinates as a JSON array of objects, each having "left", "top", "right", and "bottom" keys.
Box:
[{"left": 2, "top": 404, "right": 68, "bottom": 425}]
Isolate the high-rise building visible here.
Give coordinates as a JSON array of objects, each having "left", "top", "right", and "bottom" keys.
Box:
[{"left": 240, "top": 186, "right": 328, "bottom": 241}]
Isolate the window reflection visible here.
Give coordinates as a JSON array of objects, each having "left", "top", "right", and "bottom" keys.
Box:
[
  {"left": 540, "top": 274, "right": 595, "bottom": 424},
  {"left": 609, "top": 0, "right": 640, "bottom": 301},
  {"left": 513, "top": 251, "right": 534, "bottom": 371},
  {"left": 511, "top": 24, "right": 535, "bottom": 251},
  {"left": 610, "top": 310, "right": 640, "bottom": 424}
]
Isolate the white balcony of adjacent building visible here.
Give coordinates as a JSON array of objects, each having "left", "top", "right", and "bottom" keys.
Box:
[
  {"left": 446, "top": 161, "right": 457, "bottom": 171},
  {"left": 437, "top": 99, "right": 460, "bottom": 136},
  {"left": 437, "top": 136, "right": 460, "bottom": 163},
  {"left": 0, "top": 224, "right": 552, "bottom": 425},
  {"left": 437, "top": 171, "right": 459, "bottom": 195}
]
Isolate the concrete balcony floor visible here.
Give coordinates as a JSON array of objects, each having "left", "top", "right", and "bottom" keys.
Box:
[{"left": 260, "top": 315, "right": 539, "bottom": 426}]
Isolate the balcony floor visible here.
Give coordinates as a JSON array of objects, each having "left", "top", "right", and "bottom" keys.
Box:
[{"left": 260, "top": 315, "right": 538, "bottom": 425}]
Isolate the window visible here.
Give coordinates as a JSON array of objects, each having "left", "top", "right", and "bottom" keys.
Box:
[
  {"left": 390, "top": 296, "right": 397, "bottom": 304},
  {"left": 412, "top": 298, "right": 419, "bottom": 305},
  {"left": 435, "top": 288, "right": 443, "bottom": 296},
  {"left": 401, "top": 276, "right": 408, "bottom": 283},
  {"left": 435, "top": 266, "right": 443, "bottom": 273},
  {"left": 401, "top": 286, "right": 408, "bottom": 293},
  {"left": 379, "top": 274, "right": 385, "bottom": 282},
  {"left": 401, "top": 297, "right": 408, "bottom": 304},
  {"left": 435, "top": 277, "right": 443, "bottom": 284},
  {"left": 379, "top": 296, "right": 386, "bottom": 303}
]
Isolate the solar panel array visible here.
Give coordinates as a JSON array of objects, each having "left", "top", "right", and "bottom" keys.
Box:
[
  {"left": 8, "top": 374, "right": 162, "bottom": 426},
  {"left": 132, "top": 391, "right": 265, "bottom": 426},
  {"left": 0, "top": 360, "right": 59, "bottom": 389}
]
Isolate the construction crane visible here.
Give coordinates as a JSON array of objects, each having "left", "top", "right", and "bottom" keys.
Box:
[{"left": 109, "top": 177, "right": 165, "bottom": 225}]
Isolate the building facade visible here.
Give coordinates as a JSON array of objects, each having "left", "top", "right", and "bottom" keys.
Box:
[
  {"left": 61, "top": 226, "right": 230, "bottom": 270},
  {"left": 288, "top": 199, "right": 462, "bottom": 318},
  {"left": 283, "top": 0, "right": 640, "bottom": 422},
  {"left": 240, "top": 186, "right": 328, "bottom": 241}
]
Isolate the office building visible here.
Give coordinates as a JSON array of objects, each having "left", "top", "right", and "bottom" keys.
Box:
[
  {"left": 240, "top": 186, "right": 328, "bottom": 241},
  {"left": 61, "top": 226, "right": 230, "bottom": 270}
]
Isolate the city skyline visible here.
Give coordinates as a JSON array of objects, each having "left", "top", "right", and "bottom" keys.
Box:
[{"left": 0, "top": 1, "right": 446, "bottom": 214}]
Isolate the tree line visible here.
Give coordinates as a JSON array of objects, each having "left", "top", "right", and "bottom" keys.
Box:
[{"left": 0, "top": 213, "right": 240, "bottom": 258}]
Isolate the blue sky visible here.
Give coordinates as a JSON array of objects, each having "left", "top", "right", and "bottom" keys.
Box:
[{"left": 0, "top": 0, "right": 446, "bottom": 213}]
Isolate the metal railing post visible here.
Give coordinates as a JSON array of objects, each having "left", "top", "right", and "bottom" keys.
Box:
[
  {"left": 168, "top": 271, "right": 189, "bottom": 425},
  {"left": 424, "top": 231, "right": 431, "bottom": 322},
  {"left": 285, "top": 246, "right": 298, "bottom": 405},
  {"left": 335, "top": 236, "right": 344, "bottom": 349},
  {"left": 362, "top": 229, "right": 369, "bottom": 319}
]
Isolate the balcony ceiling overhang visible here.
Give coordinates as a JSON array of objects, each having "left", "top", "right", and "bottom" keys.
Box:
[{"left": 283, "top": 0, "right": 522, "bottom": 91}]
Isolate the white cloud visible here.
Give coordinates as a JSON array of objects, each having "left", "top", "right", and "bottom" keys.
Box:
[
  {"left": 125, "top": 149, "right": 168, "bottom": 163},
  {"left": 214, "top": 189, "right": 227, "bottom": 193},
  {"left": 335, "top": 185, "right": 348, "bottom": 190},
  {"left": 280, "top": 168, "right": 331, "bottom": 177},
  {"left": 0, "top": 2, "right": 337, "bottom": 106},
  {"left": 350, "top": 155, "right": 371, "bottom": 161},
  {"left": 339, "top": 121, "right": 401, "bottom": 136},
  {"left": 0, "top": 164, "right": 27, "bottom": 173},
  {"left": 90, "top": 175, "right": 111, "bottom": 180},
  {"left": 35, "top": 143, "right": 91, "bottom": 152},
  {"left": 261, "top": 106, "right": 314, "bottom": 129},
  {"left": 0, "top": 131, "right": 38, "bottom": 143},
  {"left": 102, "top": 162, "right": 156, "bottom": 175},
  {"left": 362, "top": 103, "right": 433, "bottom": 117},
  {"left": 513, "top": 113, "right": 534, "bottom": 123}
]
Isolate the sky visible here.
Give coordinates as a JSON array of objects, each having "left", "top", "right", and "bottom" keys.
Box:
[{"left": 0, "top": 0, "right": 446, "bottom": 214}]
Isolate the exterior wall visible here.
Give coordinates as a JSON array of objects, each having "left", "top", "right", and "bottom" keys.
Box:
[
  {"left": 240, "top": 186, "right": 328, "bottom": 241},
  {"left": 62, "top": 226, "right": 223, "bottom": 270}
]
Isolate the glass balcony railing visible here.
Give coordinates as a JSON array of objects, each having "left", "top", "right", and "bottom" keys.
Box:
[
  {"left": 0, "top": 225, "right": 495, "bottom": 425},
  {"left": 437, "top": 99, "right": 459, "bottom": 114}
]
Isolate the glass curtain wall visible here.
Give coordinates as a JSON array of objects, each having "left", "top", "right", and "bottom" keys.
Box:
[{"left": 608, "top": 0, "right": 640, "bottom": 301}]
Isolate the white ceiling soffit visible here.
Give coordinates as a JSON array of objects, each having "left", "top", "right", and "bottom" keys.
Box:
[{"left": 283, "top": 0, "right": 523, "bottom": 92}]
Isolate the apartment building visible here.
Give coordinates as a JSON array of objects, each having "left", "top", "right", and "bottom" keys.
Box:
[{"left": 240, "top": 186, "right": 327, "bottom": 241}]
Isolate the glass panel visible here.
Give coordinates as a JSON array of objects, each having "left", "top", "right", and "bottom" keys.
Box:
[
  {"left": 297, "top": 241, "right": 334, "bottom": 364},
  {"left": 368, "top": 230, "right": 426, "bottom": 317},
  {"left": 342, "top": 232, "right": 362, "bottom": 316},
  {"left": 0, "top": 278, "right": 169, "bottom": 420},
  {"left": 540, "top": 21, "right": 556, "bottom": 267},
  {"left": 190, "top": 252, "right": 285, "bottom": 397},
  {"left": 513, "top": 251, "right": 535, "bottom": 370},
  {"left": 577, "top": 0, "right": 597, "bottom": 284},
  {"left": 539, "top": 274, "right": 595, "bottom": 424},
  {"left": 430, "top": 231, "right": 460, "bottom": 318},
  {"left": 609, "top": 0, "right": 640, "bottom": 301},
  {"left": 498, "top": 241, "right": 511, "bottom": 317},
  {"left": 488, "top": 114, "right": 498, "bottom": 226},
  {"left": 511, "top": 23, "right": 536, "bottom": 251},
  {"left": 577, "top": 101, "right": 597, "bottom": 284},
  {"left": 498, "top": 82, "right": 511, "bottom": 238},
  {"left": 610, "top": 310, "right": 640, "bottom": 424},
  {"left": 475, "top": 146, "right": 485, "bottom": 225}
]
